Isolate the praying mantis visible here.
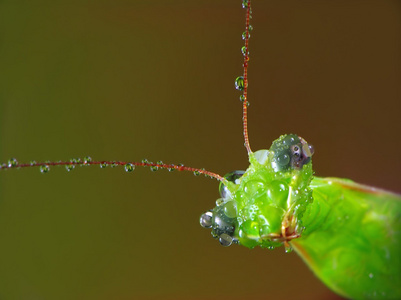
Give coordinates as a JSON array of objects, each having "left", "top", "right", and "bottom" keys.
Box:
[{"left": 1, "top": 1, "right": 400, "bottom": 299}]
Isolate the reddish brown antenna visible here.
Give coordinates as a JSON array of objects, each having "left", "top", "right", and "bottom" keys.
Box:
[
  {"left": 1, "top": 158, "right": 226, "bottom": 181},
  {"left": 1, "top": 2, "right": 253, "bottom": 184},
  {"left": 237, "top": 0, "right": 253, "bottom": 154}
]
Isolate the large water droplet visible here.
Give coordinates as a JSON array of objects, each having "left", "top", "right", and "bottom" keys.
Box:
[
  {"left": 235, "top": 76, "right": 245, "bottom": 91},
  {"left": 219, "top": 233, "right": 233, "bottom": 247},
  {"left": 124, "top": 163, "right": 135, "bottom": 172},
  {"left": 8, "top": 158, "right": 18, "bottom": 168},
  {"left": 199, "top": 211, "right": 213, "bottom": 228},
  {"left": 40, "top": 165, "right": 50, "bottom": 173}
]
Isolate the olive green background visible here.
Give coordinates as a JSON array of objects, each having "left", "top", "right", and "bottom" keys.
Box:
[{"left": 0, "top": 1, "right": 400, "bottom": 299}]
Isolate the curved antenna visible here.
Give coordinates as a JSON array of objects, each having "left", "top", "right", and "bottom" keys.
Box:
[
  {"left": 1, "top": 158, "right": 226, "bottom": 182},
  {"left": 240, "top": 0, "right": 252, "bottom": 154}
]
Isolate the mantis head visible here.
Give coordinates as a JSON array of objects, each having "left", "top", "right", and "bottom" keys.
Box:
[{"left": 200, "top": 134, "right": 315, "bottom": 250}]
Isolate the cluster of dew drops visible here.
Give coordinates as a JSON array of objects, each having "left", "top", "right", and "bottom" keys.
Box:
[
  {"left": 0, "top": 156, "right": 212, "bottom": 178},
  {"left": 234, "top": 0, "right": 252, "bottom": 106}
]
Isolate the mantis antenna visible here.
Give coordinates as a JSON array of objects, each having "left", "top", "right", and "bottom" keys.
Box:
[{"left": 0, "top": 1, "right": 254, "bottom": 185}]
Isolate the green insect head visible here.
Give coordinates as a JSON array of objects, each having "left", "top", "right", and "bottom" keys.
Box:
[{"left": 200, "top": 134, "right": 314, "bottom": 250}]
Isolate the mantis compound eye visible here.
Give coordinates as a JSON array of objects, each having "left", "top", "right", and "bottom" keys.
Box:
[{"left": 270, "top": 134, "right": 314, "bottom": 171}]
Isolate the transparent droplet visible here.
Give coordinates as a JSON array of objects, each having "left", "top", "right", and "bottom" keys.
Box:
[
  {"left": 141, "top": 159, "right": 149, "bottom": 164},
  {"left": 65, "top": 164, "right": 75, "bottom": 172},
  {"left": 235, "top": 76, "right": 245, "bottom": 91},
  {"left": 83, "top": 156, "right": 92, "bottom": 165},
  {"left": 219, "top": 233, "right": 233, "bottom": 247},
  {"left": 215, "top": 198, "right": 225, "bottom": 206},
  {"left": 193, "top": 170, "right": 200, "bottom": 176},
  {"left": 156, "top": 160, "right": 163, "bottom": 165},
  {"left": 239, "top": 95, "right": 246, "bottom": 102},
  {"left": 40, "top": 165, "right": 50, "bottom": 173},
  {"left": 285, "top": 244, "right": 293, "bottom": 253},
  {"left": 8, "top": 158, "right": 18, "bottom": 168},
  {"left": 242, "top": 31, "right": 250, "bottom": 40},
  {"left": 100, "top": 162, "right": 107, "bottom": 168},
  {"left": 242, "top": 0, "right": 249, "bottom": 9},
  {"left": 111, "top": 162, "right": 118, "bottom": 168},
  {"left": 150, "top": 165, "right": 158, "bottom": 172},
  {"left": 167, "top": 164, "right": 175, "bottom": 172},
  {"left": 241, "top": 46, "right": 248, "bottom": 56},
  {"left": 248, "top": 24, "right": 253, "bottom": 31},
  {"left": 199, "top": 211, "right": 213, "bottom": 228},
  {"left": 30, "top": 160, "right": 37, "bottom": 166},
  {"left": 124, "top": 163, "right": 135, "bottom": 172}
]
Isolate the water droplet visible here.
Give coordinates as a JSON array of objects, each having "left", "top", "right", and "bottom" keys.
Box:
[
  {"left": 83, "top": 156, "right": 92, "bottom": 165},
  {"left": 285, "top": 244, "right": 293, "bottom": 253},
  {"left": 219, "top": 233, "right": 233, "bottom": 247},
  {"left": 156, "top": 160, "right": 163, "bottom": 165},
  {"left": 30, "top": 160, "right": 37, "bottom": 166},
  {"left": 242, "top": 0, "right": 249, "bottom": 9},
  {"left": 150, "top": 165, "right": 158, "bottom": 172},
  {"left": 40, "top": 165, "right": 50, "bottom": 173},
  {"left": 216, "top": 198, "right": 225, "bottom": 206},
  {"left": 239, "top": 95, "right": 246, "bottom": 102},
  {"left": 141, "top": 159, "right": 149, "bottom": 164},
  {"left": 193, "top": 170, "right": 200, "bottom": 176},
  {"left": 124, "top": 163, "right": 135, "bottom": 172},
  {"left": 199, "top": 211, "right": 213, "bottom": 228},
  {"left": 8, "top": 158, "right": 18, "bottom": 168},
  {"left": 235, "top": 76, "right": 245, "bottom": 91},
  {"left": 65, "top": 164, "right": 75, "bottom": 172},
  {"left": 242, "top": 31, "right": 250, "bottom": 40},
  {"left": 167, "top": 164, "right": 175, "bottom": 172},
  {"left": 111, "top": 162, "right": 118, "bottom": 168},
  {"left": 246, "top": 101, "right": 250, "bottom": 107},
  {"left": 241, "top": 46, "right": 248, "bottom": 56},
  {"left": 100, "top": 162, "right": 107, "bottom": 168},
  {"left": 248, "top": 24, "right": 253, "bottom": 31}
]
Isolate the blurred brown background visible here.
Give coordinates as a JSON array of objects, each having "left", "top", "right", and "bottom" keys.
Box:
[{"left": 0, "top": 1, "right": 400, "bottom": 299}]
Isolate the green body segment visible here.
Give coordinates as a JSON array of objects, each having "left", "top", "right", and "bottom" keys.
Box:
[
  {"left": 203, "top": 135, "right": 401, "bottom": 299},
  {"left": 291, "top": 177, "right": 401, "bottom": 299}
]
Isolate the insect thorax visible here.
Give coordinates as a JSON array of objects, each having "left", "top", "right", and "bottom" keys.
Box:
[{"left": 200, "top": 134, "right": 314, "bottom": 250}]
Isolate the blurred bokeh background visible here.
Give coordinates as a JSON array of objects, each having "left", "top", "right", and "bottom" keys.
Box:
[{"left": 0, "top": 1, "right": 400, "bottom": 299}]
